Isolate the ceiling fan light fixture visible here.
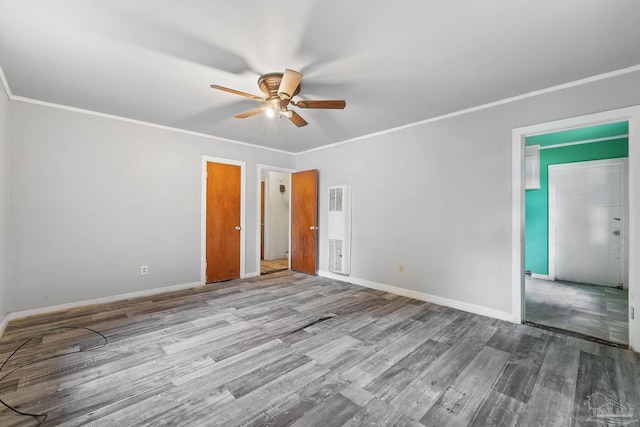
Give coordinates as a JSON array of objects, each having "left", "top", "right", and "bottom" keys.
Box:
[
  {"left": 278, "top": 69, "right": 303, "bottom": 100},
  {"left": 210, "top": 68, "right": 345, "bottom": 128}
]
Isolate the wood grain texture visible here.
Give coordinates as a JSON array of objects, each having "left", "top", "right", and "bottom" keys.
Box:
[
  {"left": 290, "top": 169, "right": 318, "bottom": 275},
  {"left": 0, "top": 271, "right": 638, "bottom": 426},
  {"left": 525, "top": 277, "right": 629, "bottom": 345},
  {"left": 206, "top": 162, "right": 241, "bottom": 282},
  {"left": 261, "top": 258, "right": 288, "bottom": 275}
]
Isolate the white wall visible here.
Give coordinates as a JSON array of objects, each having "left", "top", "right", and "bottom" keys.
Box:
[
  {"left": 7, "top": 101, "right": 294, "bottom": 312},
  {"left": 264, "top": 171, "right": 290, "bottom": 260},
  {"left": 0, "top": 81, "right": 8, "bottom": 324},
  {"left": 296, "top": 70, "right": 640, "bottom": 320}
]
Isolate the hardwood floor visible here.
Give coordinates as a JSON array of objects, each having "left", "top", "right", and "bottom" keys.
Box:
[
  {"left": 0, "top": 271, "right": 639, "bottom": 426},
  {"left": 525, "top": 277, "right": 629, "bottom": 345},
  {"left": 260, "top": 258, "right": 289, "bottom": 275}
]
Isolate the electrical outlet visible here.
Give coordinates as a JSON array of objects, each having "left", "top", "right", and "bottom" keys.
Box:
[
  {"left": 398, "top": 264, "right": 404, "bottom": 274},
  {"left": 141, "top": 265, "right": 148, "bottom": 275}
]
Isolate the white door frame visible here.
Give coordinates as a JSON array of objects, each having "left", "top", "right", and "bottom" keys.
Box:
[
  {"left": 511, "top": 105, "right": 640, "bottom": 351},
  {"left": 201, "top": 156, "right": 247, "bottom": 283},
  {"left": 548, "top": 158, "right": 628, "bottom": 286},
  {"left": 256, "top": 164, "right": 295, "bottom": 275}
]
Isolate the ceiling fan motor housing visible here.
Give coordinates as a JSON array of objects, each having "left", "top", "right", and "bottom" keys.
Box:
[{"left": 258, "top": 73, "right": 301, "bottom": 99}]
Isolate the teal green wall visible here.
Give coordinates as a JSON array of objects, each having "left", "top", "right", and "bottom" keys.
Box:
[{"left": 525, "top": 122, "right": 628, "bottom": 275}]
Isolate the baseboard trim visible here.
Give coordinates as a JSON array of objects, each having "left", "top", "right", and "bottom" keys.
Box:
[
  {"left": 5, "top": 280, "right": 203, "bottom": 325},
  {"left": 530, "top": 273, "right": 550, "bottom": 280},
  {"left": 0, "top": 314, "right": 9, "bottom": 338},
  {"left": 318, "top": 271, "right": 516, "bottom": 323},
  {"left": 2, "top": 272, "right": 518, "bottom": 337},
  {"left": 263, "top": 256, "right": 288, "bottom": 261}
]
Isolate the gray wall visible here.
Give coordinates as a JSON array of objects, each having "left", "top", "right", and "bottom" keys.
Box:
[
  {"left": 5, "top": 69, "right": 640, "bottom": 324},
  {"left": 0, "top": 83, "right": 8, "bottom": 321},
  {"left": 296, "top": 70, "right": 640, "bottom": 315},
  {"left": 7, "top": 102, "right": 294, "bottom": 312}
]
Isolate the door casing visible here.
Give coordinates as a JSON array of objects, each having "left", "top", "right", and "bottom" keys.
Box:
[
  {"left": 255, "top": 165, "right": 295, "bottom": 275},
  {"left": 512, "top": 105, "right": 640, "bottom": 351}
]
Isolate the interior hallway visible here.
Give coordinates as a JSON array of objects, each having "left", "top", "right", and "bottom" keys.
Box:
[{"left": 525, "top": 277, "right": 629, "bottom": 346}]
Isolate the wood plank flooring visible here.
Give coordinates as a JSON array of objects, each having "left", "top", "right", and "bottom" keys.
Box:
[
  {"left": 525, "top": 277, "right": 629, "bottom": 345},
  {"left": 0, "top": 271, "right": 639, "bottom": 426},
  {"left": 260, "top": 258, "right": 289, "bottom": 275}
]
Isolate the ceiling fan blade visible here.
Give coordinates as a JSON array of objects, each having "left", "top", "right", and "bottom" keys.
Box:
[
  {"left": 294, "top": 100, "right": 346, "bottom": 109},
  {"left": 288, "top": 111, "right": 308, "bottom": 127},
  {"left": 278, "top": 69, "right": 303, "bottom": 100},
  {"left": 211, "top": 85, "right": 264, "bottom": 100},
  {"left": 234, "top": 108, "right": 266, "bottom": 119}
]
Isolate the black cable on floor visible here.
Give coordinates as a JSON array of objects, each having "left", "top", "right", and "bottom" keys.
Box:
[{"left": 0, "top": 326, "right": 108, "bottom": 426}]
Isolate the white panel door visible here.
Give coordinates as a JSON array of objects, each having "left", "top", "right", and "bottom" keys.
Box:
[{"left": 549, "top": 159, "right": 627, "bottom": 287}]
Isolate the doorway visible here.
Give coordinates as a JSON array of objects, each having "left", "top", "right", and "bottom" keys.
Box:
[
  {"left": 260, "top": 168, "right": 291, "bottom": 275},
  {"left": 524, "top": 123, "right": 629, "bottom": 345},
  {"left": 255, "top": 165, "right": 319, "bottom": 276},
  {"left": 512, "top": 108, "right": 640, "bottom": 350}
]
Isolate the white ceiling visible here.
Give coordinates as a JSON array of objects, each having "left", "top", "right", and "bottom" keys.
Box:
[{"left": 1, "top": 1, "right": 639, "bottom": 153}]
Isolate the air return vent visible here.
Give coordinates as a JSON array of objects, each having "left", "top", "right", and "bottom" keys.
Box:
[{"left": 328, "top": 185, "right": 351, "bottom": 275}]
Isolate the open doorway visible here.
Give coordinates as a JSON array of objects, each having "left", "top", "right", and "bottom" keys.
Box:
[
  {"left": 258, "top": 167, "right": 292, "bottom": 275},
  {"left": 513, "top": 106, "right": 640, "bottom": 351},
  {"left": 523, "top": 122, "right": 629, "bottom": 345}
]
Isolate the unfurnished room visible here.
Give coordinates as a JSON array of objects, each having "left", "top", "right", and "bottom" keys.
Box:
[{"left": 0, "top": 1, "right": 639, "bottom": 426}]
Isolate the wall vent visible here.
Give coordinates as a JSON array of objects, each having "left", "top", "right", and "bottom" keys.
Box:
[{"left": 328, "top": 185, "right": 351, "bottom": 275}]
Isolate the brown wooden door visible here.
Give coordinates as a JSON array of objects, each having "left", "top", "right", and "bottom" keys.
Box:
[
  {"left": 290, "top": 169, "right": 318, "bottom": 275},
  {"left": 260, "top": 181, "right": 265, "bottom": 260},
  {"left": 206, "top": 162, "right": 241, "bottom": 282}
]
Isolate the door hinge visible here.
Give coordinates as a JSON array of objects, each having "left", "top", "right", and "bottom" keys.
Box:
[{"left": 631, "top": 307, "right": 635, "bottom": 320}]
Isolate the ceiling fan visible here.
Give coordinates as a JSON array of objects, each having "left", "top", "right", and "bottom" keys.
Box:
[{"left": 211, "top": 69, "right": 346, "bottom": 127}]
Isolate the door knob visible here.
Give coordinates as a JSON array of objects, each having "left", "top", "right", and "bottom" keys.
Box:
[
  {"left": 310, "top": 226, "right": 318, "bottom": 231},
  {"left": 235, "top": 226, "right": 241, "bottom": 231}
]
